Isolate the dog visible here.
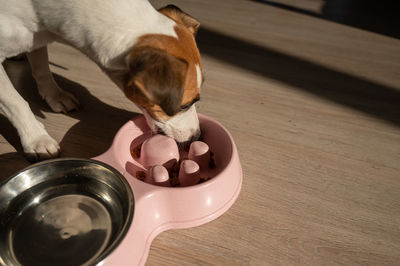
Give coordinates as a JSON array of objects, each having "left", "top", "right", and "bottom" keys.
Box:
[{"left": 0, "top": 0, "right": 203, "bottom": 161}]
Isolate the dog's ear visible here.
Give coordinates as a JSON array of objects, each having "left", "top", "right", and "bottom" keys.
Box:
[
  {"left": 158, "top": 5, "right": 200, "bottom": 35},
  {"left": 126, "top": 46, "right": 188, "bottom": 116}
]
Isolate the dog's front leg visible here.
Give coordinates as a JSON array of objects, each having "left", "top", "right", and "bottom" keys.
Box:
[
  {"left": 27, "top": 46, "right": 79, "bottom": 113},
  {"left": 0, "top": 63, "right": 60, "bottom": 161}
]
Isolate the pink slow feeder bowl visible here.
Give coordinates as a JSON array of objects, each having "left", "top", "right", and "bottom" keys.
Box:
[
  {"left": 92, "top": 113, "right": 243, "bottom": 265},
  {"left": 0, "top": 114, "right": 242, "bottom": 266}
]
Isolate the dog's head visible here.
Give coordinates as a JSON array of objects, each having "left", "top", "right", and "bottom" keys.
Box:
[{"left": 124, "top": 5, "right": 203, "bottom": 143}]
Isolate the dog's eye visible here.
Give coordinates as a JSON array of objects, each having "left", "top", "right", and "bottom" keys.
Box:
[
  {"left": 180, "top": 103, "right": 193, "bottom": 111},
  {"left": 180, "top": 95, "right": 200, "bottom": 111}
]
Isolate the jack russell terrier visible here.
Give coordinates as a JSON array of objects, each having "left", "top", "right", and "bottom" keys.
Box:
[{"left": 0, "top": 0, "right": 204, "bottom": 161}]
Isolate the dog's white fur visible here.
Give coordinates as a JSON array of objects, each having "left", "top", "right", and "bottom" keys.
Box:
[
  {"left": 143, "top": 104, "right": 200, "bottom": 142},
  {"left": 0, "top": 0, "right": 200, "bottom": 161}
]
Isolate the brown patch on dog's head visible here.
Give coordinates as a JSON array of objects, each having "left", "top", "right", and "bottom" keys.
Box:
[
  {"left": 126, "top": 46, "right": 187, "bottom": 117},
  {"left": 124, "top": 5, "right": 202, "bottom": 122}
]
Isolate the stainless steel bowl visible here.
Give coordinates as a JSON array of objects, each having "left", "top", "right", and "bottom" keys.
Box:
[{"left": 0, "top": 158, "right": 134, "bottom": 266}]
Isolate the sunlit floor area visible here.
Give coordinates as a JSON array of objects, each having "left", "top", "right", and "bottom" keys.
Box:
[{"left": 1, "top": 0, "right": 399, "bottom": 265}]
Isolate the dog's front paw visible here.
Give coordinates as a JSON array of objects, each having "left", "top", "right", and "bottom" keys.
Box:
[
  {"left": 44, "top": 90, "right": 79, "bottom": 113},
  {"left": 23, "top": 135, "right": 61, "bottom": 162}
]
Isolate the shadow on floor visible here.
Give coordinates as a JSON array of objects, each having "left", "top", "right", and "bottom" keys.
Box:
[
  {"left": 0, "top": 59, "right": 137, "bottom": 180},
  {"left": 196, "top": 27, "right": 400, "bottom": 126},
  {"left": 251, "top": 0, "right": 400, "bottom": 39}
]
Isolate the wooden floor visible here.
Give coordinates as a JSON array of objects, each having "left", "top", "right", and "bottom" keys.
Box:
[{"left": 1, "top": 0, "right": 400, "bottom": 265}]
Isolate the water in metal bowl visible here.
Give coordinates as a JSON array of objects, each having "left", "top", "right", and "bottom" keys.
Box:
[{"left": 0, "top": 158, "right": 134, "bottom": 266}]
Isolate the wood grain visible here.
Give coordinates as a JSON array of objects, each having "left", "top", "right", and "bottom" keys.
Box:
[{"left": 1, "top": 0, "right": 399, "bottom": 265}]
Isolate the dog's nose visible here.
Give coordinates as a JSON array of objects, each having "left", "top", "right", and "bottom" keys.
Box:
[
  {"left": 190, "top": 128, "right": 201, "bottom": 142},
  {"left": 154, "top": 126, "right": 165, "bottom": 135},
  {"left": 179, "top": 129, "right": 201, "bottom": 151}
]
